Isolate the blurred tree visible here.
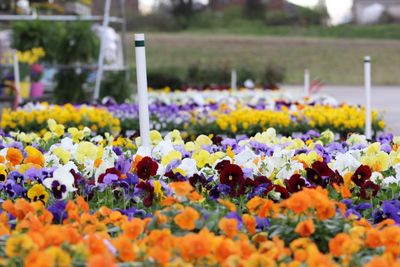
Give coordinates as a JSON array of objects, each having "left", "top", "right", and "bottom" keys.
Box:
[
  {"left": 244, "top": 0, "right": 265, "bottom": 20},
  {"left": 169, "top": 0, "right": 194, "bottom": 28}
]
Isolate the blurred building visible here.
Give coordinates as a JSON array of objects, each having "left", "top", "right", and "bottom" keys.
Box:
[{"left": 353, "top": 0, "right": 400, "bottom": 24}]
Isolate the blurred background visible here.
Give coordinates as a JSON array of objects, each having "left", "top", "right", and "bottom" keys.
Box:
[{"left": 0, "top": 0, "right": 399, "bottom": 101}]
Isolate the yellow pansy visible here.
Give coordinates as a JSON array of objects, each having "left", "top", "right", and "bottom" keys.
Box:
[
  {"left": 150, "top": 130, "right": 162, "bottom": 145},
  {"left": 184, "top": 142, "right": 196, "bottom": 152},
  {"left": 153, "top": 180, "right": 164, "bottom": 199},
  {"left": 47, "top": 119, "right": 65, "bottom": 137},
  {"left": 366, "top": 142, "right": 381, "bottom": 155},
  {"left": 194, "top": 135, "right": 212, "bottom": 147},
  {"left": 297, "top": 151, "right": 322, "bottom": 167},
  {"left": 361, "top": 151, "right": 390, "bottom": 172},
  {"left": 173, "top": 168, "right": 187, "bottom": 177},
  {"left": 27, "top": 184, "right": 49, "bottom": 205},
  {"left": 161, "top": 150, "right": 182, "bottom": 166},
  {"left": 75, "top": 141, "right": 98, "bottom": 163},
  {"left": 52, "top": 147, "right": 71, "bottom": 164},
  {"left": 226, "top": 146, "right": 235, "bottom": 160},
  {"left": 68, "top": 127, "right": 84, "bottom": 143},
  {"left": 209, "top": 152, "right": 225, "bottom": 165},
  {"left": 192, "top": 149, "right": 211, "bottom": 168}
]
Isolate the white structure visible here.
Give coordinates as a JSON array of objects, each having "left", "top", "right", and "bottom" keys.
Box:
[{"left": 353, "top": 0, "right": 400, "bottom": 24}]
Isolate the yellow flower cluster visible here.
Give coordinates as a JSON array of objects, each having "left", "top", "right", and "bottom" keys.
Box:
[
  {"left": 17, "top": 47, "right": 45, "bottom": 65},
  {"left": 216, "top": 108, "right": 292, "bottom": 133},
  {"left": 213, "top": 104, "right": 384, "bottom": 135},
  {"left": 299, "top": 104, "right": 382, "bottom": 130},
  {"left": 1, "top": 103, "right": 121, "bottom": 135}
]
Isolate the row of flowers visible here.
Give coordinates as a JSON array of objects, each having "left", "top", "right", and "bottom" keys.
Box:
[
  {"left": 2, "top": 187, "right": 400, "bottom": 267},
  {"left": 1, "top": 90, "right": 385, "bottom": 138},
  {"left": 0, "top": 118, "right": 399, "bottom": 264},
  {"left": 106, "top": 90, "right": 383, "bottom": 137},
  {"left": 1, "top": 103, "right": 121, "bottom": 135}
]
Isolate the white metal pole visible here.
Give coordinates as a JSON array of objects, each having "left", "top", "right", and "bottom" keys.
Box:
[
  {"left": 231, "top": 69, "right": 237, "bottom": 91},
  {"left": 13, "top": 51, "right": 21, "bottom": 104},
  {"left": 135, "top": 33, "right": 151, "bottom": 148},
  {"left": 93, "top": 0, "right": 112, "bottom": 102},
  {"left": 304, "top": 69, "right": 310, "bottom": 97},
  {"left": 364, "top": 56, "right": 372, "bottom": 139}
]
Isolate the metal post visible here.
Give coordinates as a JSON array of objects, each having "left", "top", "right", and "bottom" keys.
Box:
[{"left": 93, "top": 0, "right": 112, "bottom": 102}]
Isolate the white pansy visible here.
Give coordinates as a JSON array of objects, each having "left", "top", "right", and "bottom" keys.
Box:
[
  {"left": 275, "top": 160, "right": 303, "bottom": 180},
  {"left": 177, "top": 158, "right": 197, "bottom": 177},
  {"left": 234, "top": 146, "right": 256, "bottom": 166},
  {"left": 151, "top": 140, "right": 174, "bottom": 160},
  {"left": 330, "top": 152, "right": 361, "bottom": 176}
]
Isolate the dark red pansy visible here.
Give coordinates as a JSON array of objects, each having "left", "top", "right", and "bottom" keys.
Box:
[
  {"left": 136, "top": 180, "right": 154, "bottom": 207},
  {"left": 215, "top": 160, "right": 232, "bottom": 173},
  {"left": 219, "top": 163, "right": 244, "bottom": 187},
  {"left": 136, "top": 156, "right": 158, "bottom": 180},
  {"left": 330, "top": 170, "right": 344, "bottom": 186},
  {"left": 285, "top": 174, "right": 307, "bottom": 193},
  {"left": 311, "top": 161, "right": 336, "bottom": 178},
  {"left": 360, "top": 180, "right": 380, "bottom": 200},
  {"left": 254, "top": 175, "right": 271, "bottom": 186},
  {"left": 351, "top": 165, "right": 372, "bottom": 187},
  {"left": 306, "top": 168, "right": 329, "bottom": 187},
  {"left": 265, "top": 184, "right": 290, "bottom": 200},
  {"left": 97, "top": 167, "right": 122, "bottom": 184}
]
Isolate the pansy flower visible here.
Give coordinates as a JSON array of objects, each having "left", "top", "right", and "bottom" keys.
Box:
[
  {"left": 136, "top": 180, "right": 154, "bottom": 207},
  {"left": 136, "top": 156, "right": 158, "bottom": 180},
  {"left": 285, "top": 174, "right": 307, "bottom": 193},
  {"left": 359, "top": 180, "right": 380, "bottom": 200},
  {"left": 43, "top": 163, "right": 77, "bottom": 200},
  {"left": 219, "top": 163, "right": 246, "bottom": 197},
  {"left": 351, "top": 165, "right": 372, "bottom": 187},
  {"left": 27, "top": 184, "right": 49, "bottom": 205},
  {"left": 8, "top": 171, "right": 27, "bottom": 185},
  {"left": 0, "top": 165, "right": 7, "bottom": 183}
]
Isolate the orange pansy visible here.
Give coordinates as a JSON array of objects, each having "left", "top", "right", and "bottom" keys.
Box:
[
  {"left": 295, "top": 218, "right": 315, "bottom": 237},
  {"left": 6, "top": 148, "right": 23, "bottom": 166},
  {"left": 174, "top": 207, "right": 200, "bottom": 230},
  {"left": 219, "top": 218, "right": 238, "bottom": 238}
]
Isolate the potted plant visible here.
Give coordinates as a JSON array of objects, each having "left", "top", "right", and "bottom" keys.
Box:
[
  {"left": 16, "top": 47, "right": 45, "bottom": 98},
  {"left": 30, "top": 63, "right": 44, "bottom": 97}
]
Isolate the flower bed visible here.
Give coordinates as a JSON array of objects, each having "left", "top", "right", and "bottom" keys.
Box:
[
  {"left": 0, "top": 119, "right": 400, "bottom": 265},
  {"left": 1, "top": 103, "right": 121, "bottom": 135},
  {"left": 105, "top": 90, "right": 384, "bottom": 137}
]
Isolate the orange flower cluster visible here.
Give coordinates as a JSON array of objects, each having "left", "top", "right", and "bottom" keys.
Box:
[{"left": 1, "top": 189, "right": 400, "bottom": 267}]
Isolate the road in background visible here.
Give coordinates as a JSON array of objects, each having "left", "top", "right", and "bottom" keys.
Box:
[{"left": 285, "top": 85, "right": 400, "bottom": 134}]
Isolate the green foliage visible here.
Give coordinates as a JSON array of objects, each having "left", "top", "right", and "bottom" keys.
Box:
[
  {"left": 53, "top": 69, "right": 90, "bottom": 104},
  {"left": 147, "top": 68, "right": 184, "bottom": 89},
  {"left": 243, "top": 0, "right": 265, "bottom": 20},
  {"left": 129, "top": 13, "right": 181, "bottom": 32},
  {"left": 265, "top": 11, "right": 295, "bottom": 26},
  {"left": 100, "top": 71, "right": 132, "bottom": 103},
  {"left": 12, "top": 21, "right": 99, "bottom": 103},
  {"left": 11, "top": 21, "right": 63, "bottom": 62},
  {"left": 187, "top": 63, "right": 231, "bottom": 86},
  {"left": 55, "top": 22, "right": 99, "bottom": 64},
  {"left": 263, "top": 64, "right": 286, "bottom": 87}
]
